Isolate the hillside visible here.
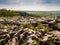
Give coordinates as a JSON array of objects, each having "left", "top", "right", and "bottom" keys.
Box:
[
  {"left": 0, "top": 9, "right": 60, "bottom": 17},
  {"left": 27, "top": 11, "right": 60, "bottom": 16}
]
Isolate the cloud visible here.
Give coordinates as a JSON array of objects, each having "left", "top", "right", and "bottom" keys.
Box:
[
  {"left": 0, "top": 4, "right": 60, "bottom": 11},
  {"left": 0, "top": 0, "right": 60, "bottom": 5},
  {"left": 0, "top": 0, "right": 19, "bottom": 5},
  {"left": 0, "top": 0, "right": 60, "bottom": 11},
  {"left": 40, "top": 0, "right": 60, "bottom": 6}
]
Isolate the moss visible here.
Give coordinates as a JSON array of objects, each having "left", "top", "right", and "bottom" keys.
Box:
[
  {"left": 15, "top": 42, "right": 19, "bottom": 45},
  {"left": 19, "top": 38, "right": 27, "bottom": 45},
  {"left": 36, "top": 38, "right": 42, "bottom": 45},
  {"left": 45, "top": 25, "right": 49, "bottom": 33},
  {"left": 5, "top": 43, "right": 9, "bottom": 45},
  {"left": 48, "top": 37, "right": 55, "bottom": 45},
  {"left": 56, "top": 23, "right": 60, "bottom": 28},
  {"left": 20, "top": 23, "right": 27, "bottom": 28}
]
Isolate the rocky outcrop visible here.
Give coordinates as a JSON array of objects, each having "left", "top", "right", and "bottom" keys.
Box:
[{"left": 0, "top": 16, "right": 60, "bottom": 45}]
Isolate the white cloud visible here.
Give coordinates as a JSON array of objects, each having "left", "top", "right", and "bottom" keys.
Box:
[
  {"left": 0, "top": 0, "right": 60, "bottom": 11},
  {"left": 0, "top": 4, "right": 60, "bottom": 11}
]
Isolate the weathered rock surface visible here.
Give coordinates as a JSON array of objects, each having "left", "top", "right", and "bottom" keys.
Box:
[{"left": 0, "top": 16, "right": 60, "bottom": 45}]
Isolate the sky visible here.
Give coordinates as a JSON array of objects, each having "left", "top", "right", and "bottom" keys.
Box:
[{"left": 0, "top": 0, "right": 60, "bottom": 11}]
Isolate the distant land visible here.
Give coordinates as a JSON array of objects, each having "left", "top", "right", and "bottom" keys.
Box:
[
  {"left": 17, "top": 11, "right": 60, "bottom": 16},
  {"left": 26, "top": 11, "right": 60, "bottom": 15},
  {"left": 0, "top": 9, "right": 60, "bottom": 17}
]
